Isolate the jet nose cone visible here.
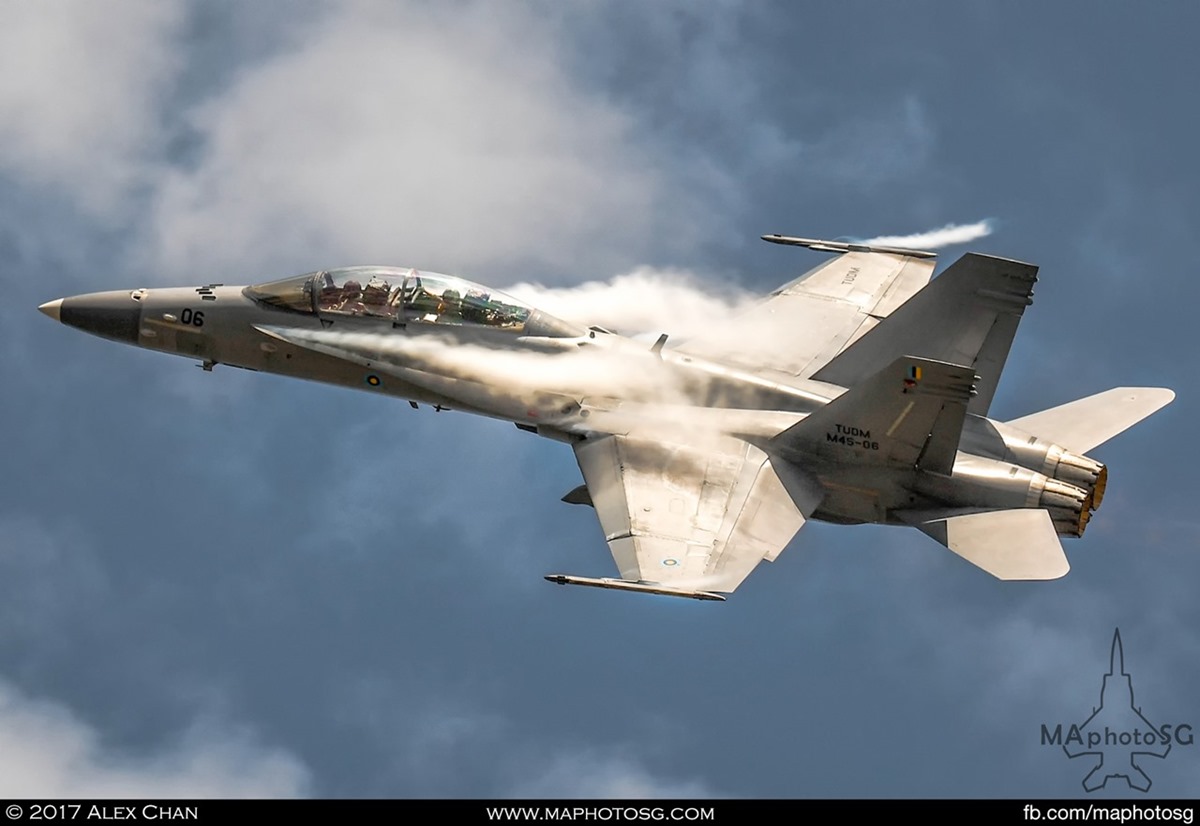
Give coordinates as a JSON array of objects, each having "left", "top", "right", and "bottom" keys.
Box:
[
  {"left": 55, "top": 290, "right": 143, "bottom": 344},
  {"left": 38, "top": 298, "right": 63, "bottom": 321}
]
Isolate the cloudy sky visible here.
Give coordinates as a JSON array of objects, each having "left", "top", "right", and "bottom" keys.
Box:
[{"left": 2, "top": 0, "right": 1198, "bottom": 798}]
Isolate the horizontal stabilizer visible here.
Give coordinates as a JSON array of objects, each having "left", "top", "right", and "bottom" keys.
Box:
[
  {"left": 772, "top": 356, "right": 977, "bottom": 475},
  {"left": 902, "top": 508, "right": 1069, "bottom": 580},
  {"left": 1006, "top": 388, "right": 1175, "bottom": 454},
  {"left": 544, "top": 574, "right": 725, "bottom": 601}
]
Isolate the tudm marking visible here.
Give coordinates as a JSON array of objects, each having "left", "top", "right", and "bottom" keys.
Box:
[{"left": 825, "top": 423, "right": 880, "bottom": 450}]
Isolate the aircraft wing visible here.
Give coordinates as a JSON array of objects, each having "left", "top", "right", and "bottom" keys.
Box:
[
  {"left": 555, "top": 434, "right": 824, "bottom": 599},
  {"left": 674, "top": 249, "right": 935, "bottom": 380}
]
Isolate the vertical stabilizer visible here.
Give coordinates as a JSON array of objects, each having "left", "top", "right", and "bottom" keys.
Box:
[
  {"left": 771, "top": 356, "right": 976, "bottom": 476},
  {"left": 811, "top": 253, "right": 1037, "bottom": 416}
]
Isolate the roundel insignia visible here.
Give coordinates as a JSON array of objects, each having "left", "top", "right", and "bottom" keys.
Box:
[
  {"left": 662, "top": 558, "right": 679, "bottom": 567},
  {"left": 365, "top": 374, "right": 382, "bottom": 387}
]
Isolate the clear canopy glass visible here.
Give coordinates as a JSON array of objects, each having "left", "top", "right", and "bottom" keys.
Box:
[
  {"left": 242, "top": 272, "right": 317, "bottom": 313},
  {"left": 246, "top": 267, "right": 534, "bottom": 333}
]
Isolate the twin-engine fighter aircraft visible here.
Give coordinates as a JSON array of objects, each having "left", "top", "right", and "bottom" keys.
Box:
[{"left": 39, "top": 236, "right": 1174, "bottom": 601}]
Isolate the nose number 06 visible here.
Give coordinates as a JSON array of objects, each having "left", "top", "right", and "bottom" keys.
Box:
[{"left": 179, "top": 308, "right": 205, "bottom": 327}]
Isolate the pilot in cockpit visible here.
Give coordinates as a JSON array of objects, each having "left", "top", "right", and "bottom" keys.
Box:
[
  {"left": 439, "top": 289, "right": 463, "bottom": 322},
  {"left": 407, "top": 281, "right": 443, "bottom": 318},
  {"left": 361, "top": 274, "right": 390, "bottom": 313},
  {"left": 317, "top": 272, "right": 340, "bottom": 311},
  {"left": 338, "top": 279, "right": 365, "bottom": 314}
]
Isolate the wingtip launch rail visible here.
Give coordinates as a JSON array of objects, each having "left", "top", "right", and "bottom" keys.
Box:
[
  {"left": 544, "top": 574, "right": 727, "bottom": 602},
  {"left": 762, "top": 234, "right": 939, "bottom": 259}
]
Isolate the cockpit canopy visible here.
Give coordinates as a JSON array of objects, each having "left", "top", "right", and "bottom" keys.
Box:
[{"left": 244, "top": 267, "right": 537, "bottom": 334}]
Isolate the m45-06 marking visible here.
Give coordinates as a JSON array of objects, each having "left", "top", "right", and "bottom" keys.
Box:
[{"left": 826, "top": 423, "right": 879, "bottom": 450}]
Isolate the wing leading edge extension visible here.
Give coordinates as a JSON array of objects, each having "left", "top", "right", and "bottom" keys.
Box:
[{"left": 552, "top": 434, "right": 825, "bottom": 598}]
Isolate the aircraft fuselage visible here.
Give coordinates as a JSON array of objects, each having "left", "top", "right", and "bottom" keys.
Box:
[{"left": 42, "top": 278, "right": 1101, "bottom": 538}]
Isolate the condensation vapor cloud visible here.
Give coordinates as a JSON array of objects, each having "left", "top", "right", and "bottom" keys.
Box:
[
  {"left": 497, "top": 218, "right": 997, "bottom": 343},
  {"left": 502, "top": 267, "right": 759, "bottom": 339},
  {"left": 861, "top": 219, "right": 994, "bottom": 249},
  {"left": 503, "top": 220, "right": 997, "bottom": 340},
  {"left": 273, "top": 327, "right": 703, "bottom": 408}
]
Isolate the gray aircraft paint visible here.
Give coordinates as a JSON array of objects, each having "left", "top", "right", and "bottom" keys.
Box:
[{"left": 39, "top": 240, "right": 1174, "bottom": 599}]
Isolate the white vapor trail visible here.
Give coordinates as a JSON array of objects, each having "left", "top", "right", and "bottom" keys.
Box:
[
  {"left": 275, "top": 327, "right": 695, "bottom": 405},
  {"left": 861, "top": 219, "right": 994, "bottom": 249},
  {"left": 502, "top": 267, "right": 757, "bottom": 339}
]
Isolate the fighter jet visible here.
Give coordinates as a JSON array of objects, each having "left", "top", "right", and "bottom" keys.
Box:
[{"left": 38, "top": 236, "right": 1174, "bottom": 601}]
